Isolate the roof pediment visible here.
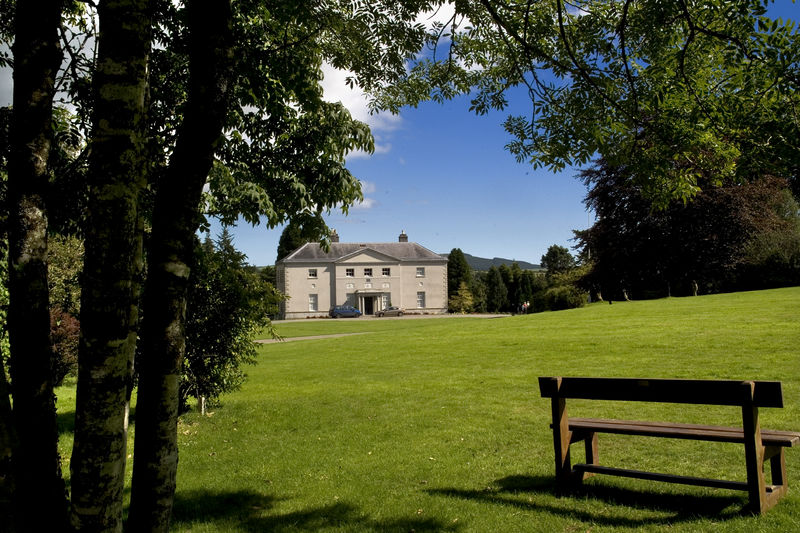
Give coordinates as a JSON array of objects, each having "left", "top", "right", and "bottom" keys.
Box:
[{"left": 336, "top": 248, "right": 399, "bottom": 263}]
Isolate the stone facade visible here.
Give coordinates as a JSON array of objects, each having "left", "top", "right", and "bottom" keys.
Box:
[{"left": 277, "top": 232, "right": 448, "bottom": 319}]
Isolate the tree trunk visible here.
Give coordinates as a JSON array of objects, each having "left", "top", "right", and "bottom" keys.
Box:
[
  {"left": 5, "top": 1, "right": 68, "bottom": 530},
  {"left": 128, "top": 2, "right": 233, "bottom": 531},
  {"left": 0, "top": 358, "right": 17, "bottom": 533},
  {"left": 69, "top": 2, "right": 151, "bottom": 531}
]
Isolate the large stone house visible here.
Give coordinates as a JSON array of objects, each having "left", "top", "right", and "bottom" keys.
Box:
[{"left": 276, "top": 231, "right": 448, "bottom": 319}]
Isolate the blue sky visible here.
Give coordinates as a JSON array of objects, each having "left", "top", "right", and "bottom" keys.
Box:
[{"left": 216, "top": 88, "right": 591, "bottom": 267}]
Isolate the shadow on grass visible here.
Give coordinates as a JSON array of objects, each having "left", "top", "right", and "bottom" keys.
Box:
[
  {"left": 428, "top": 474, "right": 745, "bottom": 528},
  {"left": 172, "top": 489, "right": 459, "bottom": 532}
]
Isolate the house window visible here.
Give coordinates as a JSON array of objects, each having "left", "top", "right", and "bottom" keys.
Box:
[
  {"left": 346, "top": 283, "right": 354, "bottom": 289},
  {"left": 308, "top": 268, "right": 317, "bottom": 279},
  {"left": 365, "top": 283, "right": 372, "bottom": 289},
  {"left": 416, "top": 291, "right": 426, "bottom": 308},
  {"left": 416, "top": 267, "right": 425, "bottom": 277},
  {"left": 364, "top": 268, "right": 373, "bottom": 277},
  {"left": 345, "top": 268, "right": 354, "bottom": 277},
  {"left": 382, "top": 267, "right": 391, "bottom": 276},
  {"left": 381, "top": 294, "right": 390, "bottom": 309},
  {"left": 308, "top": 294, "right": 318, "bottom": 312},
  {"left": 346, "top": 293, "right": 355, "bottom": 305}
]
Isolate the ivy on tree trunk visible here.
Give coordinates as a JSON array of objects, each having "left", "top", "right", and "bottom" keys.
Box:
[{"left": 68, "top": 1, "right": 151, "bottom": 531}]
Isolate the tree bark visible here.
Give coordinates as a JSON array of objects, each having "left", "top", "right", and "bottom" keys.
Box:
[
  {"left": 0, "top": 358, "right": 17, "bottom": 533},
  {"left": 128, "top": 2, "right": 233, "bottom": 531},
  {"left": 69, "top": 1, "right": 151, "bottom": 531},
  {"left": 5, "top": 1, "right": 68, "bottom": 530}
]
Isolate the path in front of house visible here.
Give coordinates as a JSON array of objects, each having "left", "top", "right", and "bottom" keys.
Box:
[
  {"left": 255, "top": 332, "right": 371, "bottom": 344},
  {"left": 256, "top": 314, "right": 509, "bottom": 344}
]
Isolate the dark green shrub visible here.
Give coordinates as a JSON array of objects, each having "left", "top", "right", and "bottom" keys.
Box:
[{"left": 543, "top": 285, "right": 587, "bottom": 311}]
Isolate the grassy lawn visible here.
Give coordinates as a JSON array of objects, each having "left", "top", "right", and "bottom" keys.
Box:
[{"left": 57, "top": 287, "right": 800, "bottom": 531}]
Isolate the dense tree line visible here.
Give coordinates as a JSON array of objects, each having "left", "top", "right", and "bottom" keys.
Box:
[
  {"left": 575, "top": 161, "right": 800, "bottom": 300},
  {"left": 448, "top": 247, "right": 583, "bottom": 314}
]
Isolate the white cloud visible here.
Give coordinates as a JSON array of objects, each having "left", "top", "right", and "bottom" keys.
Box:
[
  {"left": 352, "top": 180, "right": 377, "bottom": 210},
  {"left": 352, "top": 197, "right": 377, "bottom": 210},
  {"left": 321, "top": 63, "right": 401, "bottom": 134},
  {"left": 320, "top": 4, "right": 468, "bottom": 160},
  {"left": 360, "top": 180, "right": 377, "bottom": 194}
]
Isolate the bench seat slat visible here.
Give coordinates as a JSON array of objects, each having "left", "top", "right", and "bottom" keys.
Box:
[{"left": 568, "top": 418, "right": 800, "bottom": 447}]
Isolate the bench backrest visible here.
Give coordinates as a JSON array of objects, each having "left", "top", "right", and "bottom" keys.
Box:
[{"left": 539, "top": 376, "right": 784, "bottom": 407}]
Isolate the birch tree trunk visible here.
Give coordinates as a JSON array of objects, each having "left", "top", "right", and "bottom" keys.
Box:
[
  {"left": 5, "top": 1, "right": 68, "bottom": 530},
  {"left": 69, "top": 1, "right": 151, "bottom": 531},
  {"left": 128, "top": 2, "right": 233, "bottom": 531}
]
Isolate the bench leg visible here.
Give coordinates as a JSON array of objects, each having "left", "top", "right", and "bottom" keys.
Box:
[
  {"left": 550, "top": 396, "right": 573, "bottom": 492},
  {"left": 742, "top": 402, "right": 768, "bottom": 514},
  {"left": 765, "top": 446, "right": 788, "bottom": 505},
  {"left": 583, "top": 431, "right": 599, "bottom": 481}
]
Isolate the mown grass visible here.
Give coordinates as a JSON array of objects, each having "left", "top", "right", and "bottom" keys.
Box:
[{"left": 58, "top": 288, "right": 800, "bottom": 531}]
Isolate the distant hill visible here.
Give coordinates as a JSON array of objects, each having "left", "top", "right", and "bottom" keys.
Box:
[{"left": 441, "top": 252, "right": 541, "bottom": 271}]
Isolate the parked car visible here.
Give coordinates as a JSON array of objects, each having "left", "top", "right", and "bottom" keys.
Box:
[
  {"left": 376, "top": 306, "right": 404, "bottom": 317},
  {"left": 329, "top": 305, "right": 362, "bottom": 318}
]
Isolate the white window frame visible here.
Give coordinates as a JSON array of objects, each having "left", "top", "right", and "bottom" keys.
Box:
[
  {"left": 345, "top": 268, "right": 354, "bottom": 277},
  {"left": 416, "top": 267, "right": 426, "bottom": 277},
  {"left": 382, "top": 267, "right": 391, "bottom": 276},
  {"left": 364, "top": 267, "right": 373, "bottom": 277},
  {"left": 308, "top": 268, "right": 318, "bottom": 279},
  {"left": 416, "top": 291, "right": 426, "bottom": 308},
  {"left": 308, "top": 294, "right": 318, "bottom": 312}
]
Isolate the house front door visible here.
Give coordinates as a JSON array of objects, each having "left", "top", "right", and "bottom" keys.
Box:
[{"left": 363, "top": 297, "right": 374, "bottom": 315}]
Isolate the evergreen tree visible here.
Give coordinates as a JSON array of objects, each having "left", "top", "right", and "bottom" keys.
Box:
[
  {"left": 446, "top": 248, "right": 471, "bottom": 301},
  {"left": 182, "top": 232, "right": 281, "bottom": 412},
  {"left": 276, "top": 219, "right": 318, "bottom": 262},
  {"left": 484, "top": 266, "right": 508, "bottom": 313}
]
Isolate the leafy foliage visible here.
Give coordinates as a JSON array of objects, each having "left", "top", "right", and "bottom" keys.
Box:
[
  {"left": 448, "top": 281, "right": 474, "bottom": 313},
  {"left": 483, "top": 266, "right": 508, "bottom": 312},
  {"left": 276, "top": 218, "right": 323, "bottom": 262},
  {"left": 47, "top": 234, "right": 83, "bottom": 317},
  {"left": 540, "top": 245, "right": 576, "bottom": 279},
  {"left": 181, "top": 230, "right": 282, "bottom": 410},
  {"left": 446, "top": 248, "right": 472, "bottom": 301},
  {"left": 49, "top": 308, "right": 79, "bottom": 387},
  {"left": 375, "top": 1, "right": 800, "bottom": 206},
  {"left": 575, "top": 160, "right": 800, "bottom": 299}
]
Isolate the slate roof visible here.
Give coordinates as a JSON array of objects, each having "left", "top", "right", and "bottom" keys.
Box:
[{"left": 279, "top": 242, "right": 447, "bottom": 263}]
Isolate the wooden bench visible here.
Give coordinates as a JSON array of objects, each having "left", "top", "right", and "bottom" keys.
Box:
[{"left": 538, "top": 376, "right": 800, "bottom": 514}]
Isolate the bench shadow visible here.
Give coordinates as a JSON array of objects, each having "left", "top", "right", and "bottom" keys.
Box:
[
  {"left": 427, "top": 474, "right": 745, "bottom": 528},
  {"left": 171, "top": 489, "right": 459, "bottom": 532}
]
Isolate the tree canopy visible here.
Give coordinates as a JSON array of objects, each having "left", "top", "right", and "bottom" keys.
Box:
[
  {"left": 375, "top": 0, "right": 800, "bottom": 205},
  {"left": 575, "top": 160, "right": 800, "bottom": 298}
]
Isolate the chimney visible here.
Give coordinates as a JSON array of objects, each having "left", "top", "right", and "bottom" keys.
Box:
[
  {"left": 330, "top": 229, "right": 339, "bottom": 243},
  {"left": 398, "top": 230, "right": 408, "bottom": 243}
]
